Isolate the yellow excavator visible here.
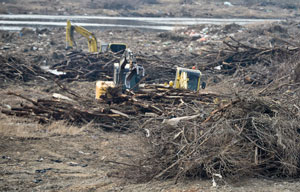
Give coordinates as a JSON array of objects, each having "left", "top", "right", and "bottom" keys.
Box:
[
  {"left": 65, "top": 22, "right": 206, "bottom": 98},
  {"left": 95, "top": 49, "right": 145, "bottom": 99},
  {"left": 66, "top": 20, "right": 127, "bottom": 53},
  {"left": 95, "top": 50, "right": 206, "bottom": 99},
  {"left": 174, "top": 67, "right": 206, "bottom": 91}
]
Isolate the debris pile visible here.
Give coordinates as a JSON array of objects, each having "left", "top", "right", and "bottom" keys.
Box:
[
  {"left": 135, "top": 95, "right": 300, "bottom": 182},
  {"left": 199, "top": 37, "right": 300, "bottom": 75},
  {"left": 112, "top": 28, "right": 300, "bottom": 181},
  {"left": 1, "top": 91, "right": 123, "bottom": 127},
  {"left": 51, "top": 51, "right": 121, "bottom": 81},
  {"left": 1, "top": 83, "right": 219, "bottom": 129},
  {"left": 50, "top": 51, "right": 178, "bottom": 83},
  {"left": 0, "top": 54, "right": 51, "bottom": 84}
]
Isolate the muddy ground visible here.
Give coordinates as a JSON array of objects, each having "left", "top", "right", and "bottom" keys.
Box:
[
  {"left": 0, "top": 0, "right": 300, "bottom": 18},
  {"left": 1, "top": 1, "right": 300, "bottom": 192}
]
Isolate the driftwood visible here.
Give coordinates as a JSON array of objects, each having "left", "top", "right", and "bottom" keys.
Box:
[
  {"left": 1, "top": 82, "right": 219, "bottom": 128},
  {"left": 2, "top": 92, "right": 118, "bottom": 125},
  {"left": 51, "top": 51, "right": 121, "bottom": 81},
  {"left": 0, "top": 55, "right": 52, "bottom": 83},
  {"left": 195, "top": 36, "right": 300, "bottom": 76},
  {"left": 128, "top": 95, "right": 300, "bottom": 182}
]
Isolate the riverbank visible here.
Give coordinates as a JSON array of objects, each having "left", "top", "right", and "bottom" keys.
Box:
[{"left": 0, "top": 0, "right": 299, "bottom": 19}]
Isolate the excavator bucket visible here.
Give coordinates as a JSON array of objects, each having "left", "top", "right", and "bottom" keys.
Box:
[{"left": 113, "top": 49, "right": 144, "bottom": 92}]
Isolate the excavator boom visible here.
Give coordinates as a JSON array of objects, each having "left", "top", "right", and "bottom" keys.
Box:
[
  {"left": 66, "top": 20, "right": 127, "bottom": 53},
  {"left": 66, "top": 20, "right": 98, "bottom": 52}
]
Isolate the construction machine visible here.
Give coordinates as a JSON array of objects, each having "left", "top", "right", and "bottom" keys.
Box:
[
  {"left": 95, "top": 49, "right": 145, "bottom": 99},
  {"left": 66, "top": 20, "right": 127, "bottom": 53},
  {"left": 174, "top": 67, "right": 206, "bottom": 91},
  {"left": 114, "top": 49, "right": 145, "bottom": 91},
  {"left": 95, "top": 51, "right": 206, "bottom": 99},
  {"left": 65, "top": 22, "right": 205, "bottom": 99}
]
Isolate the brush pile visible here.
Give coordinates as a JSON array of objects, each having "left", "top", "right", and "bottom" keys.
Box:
[
  {"left": 199, "top": 36, "right": 300, "bottom": 75},
  {"left": 133, "top": 94, "right": 300, "bottom": 182},
  {"left": 1, "top": 83, "right": 219, "bottom": 130},
  {"left": 0, "top": 54, "right": 51, "bottom": 84},
  {"left": 51, "top": 51, "right": 121, "bottom": 81},
  {"left": 51, "top": 51, "right": 180, "bottom": 83},
  {"left": 1, "top": 92, "right": 119, "bottom": 126},
  {"left": 121, "top": 37, "right": 300, "bottom": 181},
  {"left": 50, "top": 51, "right": 179, "bottom": 83}
]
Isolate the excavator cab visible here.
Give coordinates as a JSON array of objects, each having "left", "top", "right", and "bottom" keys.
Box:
[
  {"left": 101, "top": 43, "right": 127, "bottom": 54},
  {"left": 66, "top": 20, "right": 127, "bottom": 53},
  {"left": 95, "top": 49, "right": 145, "bottom": 99},
  {"left": 174, "top": 67, "right": 206, "bottom": 91}
]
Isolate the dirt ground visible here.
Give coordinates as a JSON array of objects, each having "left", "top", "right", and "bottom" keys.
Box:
[
  {"left": 1, "top": 88, "right": 300, "bottom": 192},
  {"left": 0, "top": 0, "right": 299, "bottom": 18},
  {"left": 1, "top": 88, "right": 300, "bottom": 191},
  {"left": 1, "top": 1, "right": 300, "bottom": 192}
]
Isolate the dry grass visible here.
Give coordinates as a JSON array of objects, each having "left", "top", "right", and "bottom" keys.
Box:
[
  {"left": 0, "top": 113, "right": 87, "bottom": 137},
  {"left": 43, "top": 121, "right": 87, "bottom": 136},
  {"left": 0, "top": 113, "right": 41, "bottom": 137}
]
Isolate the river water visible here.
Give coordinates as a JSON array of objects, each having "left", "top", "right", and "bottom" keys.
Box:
[{"left": 0, "top": 14, "right": 280, "bottom": 31}]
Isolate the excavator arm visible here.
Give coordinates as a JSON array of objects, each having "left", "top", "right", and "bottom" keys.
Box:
[
  {"left": 114, "top": 49, "right": 145, "bottom": 91},
  {"left": 66, "top": 20, "right": 127, "bottom": 53},
  {"left": 66, "top": 20, "right": 98, "bottom": 52}
]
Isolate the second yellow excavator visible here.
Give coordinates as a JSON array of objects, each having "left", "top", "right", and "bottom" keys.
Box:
[{"left": 66, "top": 20, "right": 127, "bottom": 53}]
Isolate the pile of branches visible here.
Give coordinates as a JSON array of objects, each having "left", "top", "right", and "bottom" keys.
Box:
[
  {"left": 103, "top": 84, "right": 219, "bottom": 116},
  {"left": 50, "top": 51, "right": 189, "bottom": 84},
  {"left": 1, "top": 90, "right": 130, "bottom": 130},
  {"left": 51, "top": 51, "right": 181, "bottom": 83},
  {"left": 0, "top": 54, "right": 51, "bottom": 84},
  {"left": 136, "top": 55, "right": 178, "bottom": 83},
  {"left": 130, "top": 95, "right": 300, "bottom": 182},
  {"left": 51, "top": 51, "right": 121, "bottom": 81},
  {"left": 199, "top": 37, "right": 300, "bottom": 75},
  {"left": 0, "top": 83, "right": 218, "bottom": 130}
]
